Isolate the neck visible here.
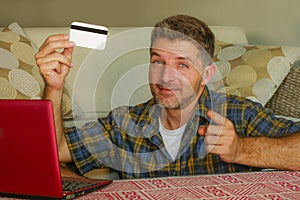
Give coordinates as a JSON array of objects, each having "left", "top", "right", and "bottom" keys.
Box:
[
  {"left": 160, "top": 83, "right": 206, "bottom": 130},
  {"left": 160, "top": 98, "right": 198, "bottom": 130}
]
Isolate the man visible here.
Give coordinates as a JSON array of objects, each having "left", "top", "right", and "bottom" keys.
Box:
[{"left": 36, "top": 15, "right": 300, "bottom": 179}]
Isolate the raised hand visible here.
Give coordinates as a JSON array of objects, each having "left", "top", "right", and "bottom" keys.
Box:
[{"left": 35, "top": 34, "right": 75, "bottom": 90}]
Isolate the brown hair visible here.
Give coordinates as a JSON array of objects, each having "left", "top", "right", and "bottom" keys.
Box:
[{"left": 151, "top": 15, "right": 215, "bottom": 66}]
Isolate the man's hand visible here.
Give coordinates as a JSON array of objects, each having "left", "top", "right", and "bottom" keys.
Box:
[
  {"left": 35, "top": 34, "right": 74, "bottom": 162},
  {"left": 35, "top": 34, "right": 75, "bottom": 90},
  {"left": 60, "top": 163, "right": 82, "bottom": 178},
  {"left": 198, "top": 110, "right": 242, "bottom": 163}
]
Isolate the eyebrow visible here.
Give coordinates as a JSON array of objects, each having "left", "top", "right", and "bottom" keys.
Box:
[
  {"left": 150, "top": 51, "right": 160, "bottom": 58},
  {"left": 150, "top": 51, "right": 194, "bottom": 64}
]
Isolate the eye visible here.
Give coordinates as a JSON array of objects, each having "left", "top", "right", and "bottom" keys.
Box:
[
  {"left": 152, "top": 59, "right": 164, "bottom": 65},
  {"left": 179, "top": 63, "right": 189, "bottom": 68}
]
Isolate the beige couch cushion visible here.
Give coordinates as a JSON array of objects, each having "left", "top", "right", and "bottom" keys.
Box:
[
  {"left": 209, "top": 43, "right": 300, "bottom": 106},
  {"left": 0, "top": 23, "right": 73, "bottom": 117},
  {"left": 0, "top": 27, "right": 42, "bottom": 99}
]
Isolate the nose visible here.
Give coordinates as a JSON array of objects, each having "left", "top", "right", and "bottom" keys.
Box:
[{"left": 160, "top": 65, "right": 176, "bottom": 83}]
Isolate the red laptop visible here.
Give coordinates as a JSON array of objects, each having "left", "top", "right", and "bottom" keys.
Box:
[{"left": 0, "top": 99, "right": 112, "bottom": 199}]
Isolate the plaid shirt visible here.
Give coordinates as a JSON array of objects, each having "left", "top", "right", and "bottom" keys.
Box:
[{"left": 65, "top": 87, "right": 300, "bottom": 179}]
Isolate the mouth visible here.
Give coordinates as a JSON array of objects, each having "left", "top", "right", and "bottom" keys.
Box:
[{"left": 157, "top": 84, "right": 180, "bottom": 94}]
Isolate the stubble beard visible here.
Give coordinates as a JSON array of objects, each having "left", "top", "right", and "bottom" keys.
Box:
[
  {"left": 152, "top": 87, "right": 197, "bottom": 110},
  {"left": 155, "top": 94, "right": 181, "bottom": 109}
]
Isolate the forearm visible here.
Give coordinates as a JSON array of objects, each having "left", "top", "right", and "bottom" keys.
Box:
[
  {"left": 236, "top": 132, "right": 300, "bottom": 170},
  {"left": 43, "top": 87, "right": 72, "bottom": 162},
  {"left": 35, "top": 34, "right": 74, "bottom": 162}
]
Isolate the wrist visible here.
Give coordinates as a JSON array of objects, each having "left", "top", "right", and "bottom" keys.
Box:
[
  {"left": 234, "top": 137, "right": 269, "bottom": 168},
  {"left": 43, "top": 86, "right": 63, "bottom": 103},
  {"left": 234, "top": 137, "right": 247, "bottom": 164}
]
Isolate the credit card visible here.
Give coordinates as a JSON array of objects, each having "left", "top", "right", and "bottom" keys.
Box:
[{"left": 70, "top": 22, "right": 108, "bottom": 50}]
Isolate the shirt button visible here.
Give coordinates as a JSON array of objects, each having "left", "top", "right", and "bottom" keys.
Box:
[{"left": 170, "top": 171, "right": 177, "bottom": 176}]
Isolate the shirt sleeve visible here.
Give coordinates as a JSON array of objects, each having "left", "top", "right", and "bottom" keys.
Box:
[
  {"left": 242, "top": 102, "right": 300, "bottom": 137},
  {"left": 64, "top": 120, "right": 113, "bottom": 175}
]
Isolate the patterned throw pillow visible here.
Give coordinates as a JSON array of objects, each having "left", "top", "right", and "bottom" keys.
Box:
[
  {"left": 0, "top": 24, "right": 72, "bottom": 118},
  {"left": 209, "top": 40, "right": 300, "bottom": 105}
]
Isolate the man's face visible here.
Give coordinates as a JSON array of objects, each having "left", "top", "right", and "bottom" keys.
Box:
[{"left": 149, "top": 38, "right": 205, "bottom": 109}]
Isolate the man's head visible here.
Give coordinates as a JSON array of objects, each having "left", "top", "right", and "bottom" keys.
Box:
[
  {"left": 149, "top": 15, "right": 216, "bottom": 110},
  {"left": 151, "top": 14, "right": 215, "bottom": 67}
]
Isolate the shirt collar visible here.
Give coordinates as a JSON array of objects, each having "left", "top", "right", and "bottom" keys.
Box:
[
  {"left": 195, "top": 86, "right": 213, "bottom": 121},
  {"left": 139, "top": 85, "right": 218, "bottom": 133}
]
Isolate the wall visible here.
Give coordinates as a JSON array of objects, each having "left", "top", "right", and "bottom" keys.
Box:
[{"left": 1, "top": 0, "right": 299, "bottom": 46}]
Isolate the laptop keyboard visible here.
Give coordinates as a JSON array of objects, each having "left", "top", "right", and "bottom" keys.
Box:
[{"left": 62, "top": 180, "right": 97, "bottom": 192}]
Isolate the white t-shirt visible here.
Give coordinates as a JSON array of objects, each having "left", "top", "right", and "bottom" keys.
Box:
[{"left": 159, "top": 118, "right": 187, "bottom": 161}]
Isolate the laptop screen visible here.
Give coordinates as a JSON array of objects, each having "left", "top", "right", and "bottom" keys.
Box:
[
  {"left": 0, "top": 100, "right": 64, "bottom": 198},
  {"left": 0, "top": 99, "right": 112, "bottom": 199}
]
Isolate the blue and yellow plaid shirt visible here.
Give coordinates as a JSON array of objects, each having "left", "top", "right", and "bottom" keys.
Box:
[{"left": 65, "top": 86, "right": 300, "bottom": 179}]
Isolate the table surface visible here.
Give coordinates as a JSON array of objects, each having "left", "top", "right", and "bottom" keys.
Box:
[{"left": 76, "top": 170, "right": 300, "bottom": 199}]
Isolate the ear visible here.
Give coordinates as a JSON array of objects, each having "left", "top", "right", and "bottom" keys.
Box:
[{"left": 202, "top": 63, "right": 216, "bottom": 85}]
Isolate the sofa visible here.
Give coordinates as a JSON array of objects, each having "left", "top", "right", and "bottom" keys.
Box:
[{"left": 0, "top": 22, "right": 299, "bottom": 179}]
